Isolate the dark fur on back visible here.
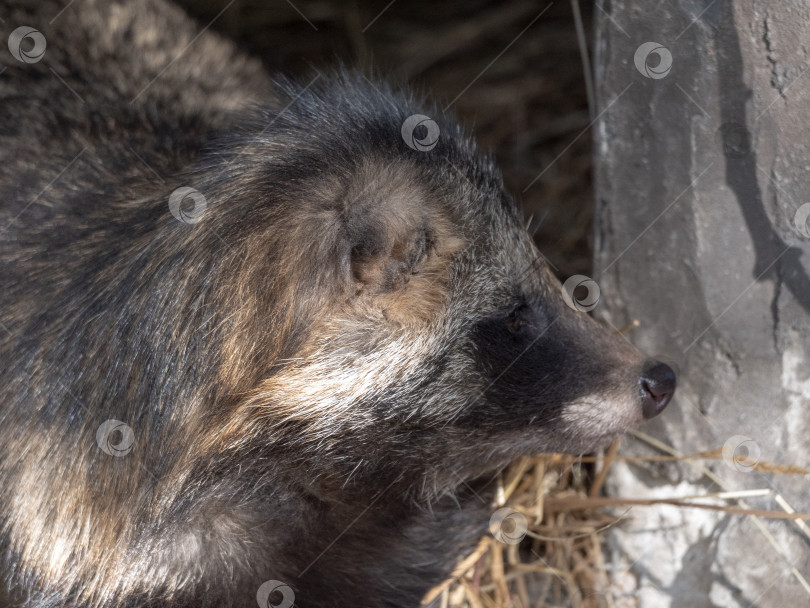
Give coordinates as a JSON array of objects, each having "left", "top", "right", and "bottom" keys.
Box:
[{"left": 1, "top": 1, "right": 662, "bottom": 606}]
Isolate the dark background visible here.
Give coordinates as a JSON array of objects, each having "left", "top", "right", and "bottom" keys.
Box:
[{"left": 177, "top": 0, "right": 594, "bottom": 278}]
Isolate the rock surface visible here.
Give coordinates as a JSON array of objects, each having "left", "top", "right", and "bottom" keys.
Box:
[{"left": 593, "top": 1, "right": 810, "bottom": 606}]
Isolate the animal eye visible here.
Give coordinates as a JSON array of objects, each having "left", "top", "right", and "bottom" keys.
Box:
[{"left": 506, "top": 301, "right": 529, "bottom": 332}]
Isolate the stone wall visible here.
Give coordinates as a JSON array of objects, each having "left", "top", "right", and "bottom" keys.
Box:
[{"left": 593, "top": 1, "right": 810, "bottom": 605}]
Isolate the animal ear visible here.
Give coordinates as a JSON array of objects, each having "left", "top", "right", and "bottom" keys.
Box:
[{"left": 348, "top": 218, "right": 433, "bottom": 295}]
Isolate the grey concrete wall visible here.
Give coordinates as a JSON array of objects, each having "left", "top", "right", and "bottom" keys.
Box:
[{"left": 593, "top": 1, "right": 810, "bottom": 606}]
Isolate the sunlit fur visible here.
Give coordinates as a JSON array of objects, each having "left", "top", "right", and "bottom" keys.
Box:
[{"left": 1, "top": 1, "right": 650, "bottom": 606}]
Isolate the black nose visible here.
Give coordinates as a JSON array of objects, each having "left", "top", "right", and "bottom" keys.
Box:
[{"left": 639, "top": 360, "right": 676, "bottom": 419}]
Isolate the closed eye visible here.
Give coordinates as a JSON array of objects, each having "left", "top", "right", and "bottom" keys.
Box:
[{"left": 506, "top": 300, "right": 530, "bottom": 333}]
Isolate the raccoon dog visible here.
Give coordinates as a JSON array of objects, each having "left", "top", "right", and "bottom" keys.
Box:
[{"left": 0, "top": 1, "right": 675, "bottom": 606}]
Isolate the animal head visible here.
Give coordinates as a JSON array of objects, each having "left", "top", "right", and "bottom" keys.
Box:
[{"left": 174, "top": 73, "right": 676, "bottom": 497}]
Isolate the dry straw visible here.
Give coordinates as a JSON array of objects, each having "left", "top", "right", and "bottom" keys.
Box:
[{"left": 422, "top": 436, "right": 810, "bottom": 608}]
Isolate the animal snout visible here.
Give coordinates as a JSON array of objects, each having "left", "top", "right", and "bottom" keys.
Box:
[{"left": 639, "top": 360, "right": 677, "bottom": 419}]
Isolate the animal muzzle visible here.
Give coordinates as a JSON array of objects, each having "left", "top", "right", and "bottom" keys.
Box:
[{"left": 638, "top": 359, "right": 677, "bottom": 419}]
